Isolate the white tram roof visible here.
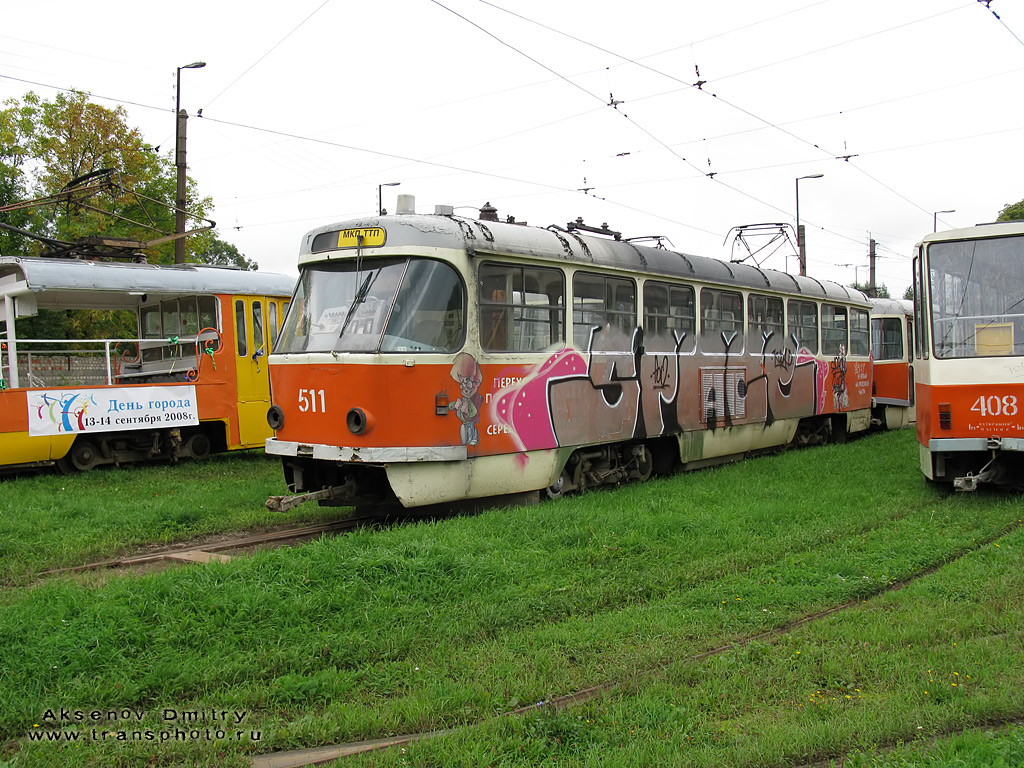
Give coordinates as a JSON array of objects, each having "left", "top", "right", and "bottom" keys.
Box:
[
  {"left": 299, "top": 212, "right": 869, "bottom": 306},
  {"left": 0, "top": 256, "right": 295, "bottom": 311},
  {"left": 869, "top": 297, "right": 913, "bottom": 317},
  {"left": 920, "top": 220, "right": 1024, "bottom": 245}
]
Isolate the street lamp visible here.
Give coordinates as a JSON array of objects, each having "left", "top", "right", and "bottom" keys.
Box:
[
  {"left": 175, "top": 61, "right": 206, "bottom": 264},
  {"left": 795, "top": 174, "right": 823, "bottom": 276},
  {"left": 378, "top": 182, "right": 400, "bottom": 215},
  {"left": 933, "top": 209, "right": 955, "bottom": 233}
]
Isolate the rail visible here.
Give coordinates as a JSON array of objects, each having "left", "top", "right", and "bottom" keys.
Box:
[{"left": 0, "top": 332, "right": 220, "bottom": 388}]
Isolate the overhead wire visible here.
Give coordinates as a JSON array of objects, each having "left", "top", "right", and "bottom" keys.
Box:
[
  {"left": 462, "top": 0, "right": 976, "bottom": 232},
  {"left": 0, "top": 0, "right": 1011, "bottom": 274},
  {"left": 977, "top": 0, "right": 1024, "bottom": 48},
  {"left": 201, "top": 0, "right": 334, "bottom": 110}
]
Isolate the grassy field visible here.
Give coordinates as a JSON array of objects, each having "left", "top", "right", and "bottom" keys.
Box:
[
  {"left": 0, "top": 430, "right": 1022, "bottom": 767},
  {"left": 0, "top": 452, "right": 335, "bottom": 587}
]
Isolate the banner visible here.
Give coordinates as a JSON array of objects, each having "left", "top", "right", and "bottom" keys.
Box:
[{"left": 27, "top": 386, "right": 199, "bottom": 437}]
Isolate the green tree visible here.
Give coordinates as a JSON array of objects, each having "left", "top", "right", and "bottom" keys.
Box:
[
  {"left": 903, "top": 284, "right": 914, "bottom": 301},
  {"left": 851, "top": 282, "right": 890, "bottom": 299},
  {"left": 997, "top": 199, "right": 1024, "bottom": 222},
  {"left": 193, "top": 237, "right": 258, "bottom": 271},
  {"left": 0, "top": 90, "right": 212, "bottom": 263},
  {"left": 0, "top": 99, "right": 35, "bottom": 255}
]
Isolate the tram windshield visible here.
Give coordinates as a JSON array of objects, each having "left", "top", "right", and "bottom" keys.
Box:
[
  {"left": 928, "top": 234, "right": 1024, "bottom": 358},
  {"left": 277, "top": 257, "right": 465, "bottom": 354}
]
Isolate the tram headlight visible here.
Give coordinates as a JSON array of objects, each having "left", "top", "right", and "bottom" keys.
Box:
[{"left": 347, "top": 407, "right": 375, "bottom": 435}]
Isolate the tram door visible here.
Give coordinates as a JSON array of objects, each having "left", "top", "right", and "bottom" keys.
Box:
[{"left": 234, "top": 296, "right": 273, "bottom": 447}]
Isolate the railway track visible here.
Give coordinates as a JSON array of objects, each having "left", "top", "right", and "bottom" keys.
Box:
[
  {"left": 37, "top": 514, "right": 387, "bottom": 578},
  {"left": 250, "top": 514, "right": 1024, "bottom": 768}
]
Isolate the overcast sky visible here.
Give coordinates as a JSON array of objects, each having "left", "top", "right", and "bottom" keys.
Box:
[{"left": 2, "top": 0, "right": 1023, "bottom": 296}]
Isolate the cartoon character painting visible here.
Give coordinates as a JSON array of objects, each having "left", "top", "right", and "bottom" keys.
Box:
[{"left": 449, "top": 352, "right": 483, "bottom": 445}]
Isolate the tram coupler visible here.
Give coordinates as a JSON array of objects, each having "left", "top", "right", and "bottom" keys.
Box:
[
  {"left": 265, "top": 485, "right": 352, "bottom": 512},
  {"left": 953, "top": 449, "right": 1002, "bottom": 492}
]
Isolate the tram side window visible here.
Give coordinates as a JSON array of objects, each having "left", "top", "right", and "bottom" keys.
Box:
[
  {"left": 850, "top": 307, "right": 870, "bottom": 357},
  {"left": 913, "top": 253, "right": 928, "bottom": 359},
  {"left": 872, "top": 317, "right": 903, "bottom": 361},
  {"left": 198, "top": 296, "right": 218, "bottom": 331},
  {"left": 572, "top": 273, "right": 636, "bottom": 350},
  {"left": 479, "top": 263, "right": 565, "bottom": 352},
  {"left": 821, "top": 304, "right": 848, "bottom": 355},
  {"left": 141, "top": 305, "right": 161, "bottom": 338},
  {"left": 787, "top": 299, "right": 818, "bottom": 353},
  {"left": 748, "top": 294, "right": 783, "bottom": 341},
  {"left": 269, "top": 303, "right": 279, "bottom": 352},
  {"left": 252, "top": 301, "right": 264, "bottom": 357},
  {"left": 643, "top": 281, "right": 696, "bottom": 353},
  {"left": 235, "top": 299, "right": 248, "bottom": 357},
  {"left": 179, "top": 297, "right": 198, "bottom": 337},
  {"left": 161, "top": 299, "right": 181, "bottom": 339},
  {"left": 700, "top": 288, "right": 744, "bottom": 351}
]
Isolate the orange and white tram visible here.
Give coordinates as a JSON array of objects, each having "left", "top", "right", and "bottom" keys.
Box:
[
  {"left": 266, "top": 200, "right": 877, "bottom": 509},
  {"left": 912, "top": 221, "right": 1024, "bottom": 490},
  {"left": 0, "top": 257, "right": 293, "bottom": 472},
  {"left": 870, "top": 297, "right": 915, "bottom": 431}
]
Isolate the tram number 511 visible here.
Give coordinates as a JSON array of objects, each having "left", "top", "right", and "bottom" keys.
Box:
[
  {"left": 298, "top": 388, "right": 327, "bottom": 413},
  {"left": 970, "top": 394, "right": 1019, "bottom": 417}
]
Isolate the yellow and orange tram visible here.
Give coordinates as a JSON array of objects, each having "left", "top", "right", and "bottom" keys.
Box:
[{"left": 0, "top": 256, "right": 293, "bottom": 472}]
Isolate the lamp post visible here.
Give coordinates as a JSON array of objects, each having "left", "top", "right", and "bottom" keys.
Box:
[
  {"left": 175, "top": 61, "right": 206, "bottom": 264},
  {"left": 378, "top": 182, "right": 400, "bottom": 215},
  {"left": 933, "top": 209, "right": 955, "bottom": 233},
  {"left": 795, "top": 174, "right": 823, "bottom": 276}
]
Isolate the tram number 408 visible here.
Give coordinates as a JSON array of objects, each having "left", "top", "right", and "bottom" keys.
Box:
[
  {"left": 970, "top": 395, "right": 1019, "bottom": 417},
  {"left": 298, "top": 388, "right": 326, "bottom": 413}
]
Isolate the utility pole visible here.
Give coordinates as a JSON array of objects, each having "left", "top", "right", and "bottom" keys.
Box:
[
  {"left": 794, "top": 174, "right": 823, "bottom": 276},
  {"left": 175, "top": 61, "right": 205, "bottom": 264},
  {"left": 868, "top": 238, "right": 877, "bottom": 297}
]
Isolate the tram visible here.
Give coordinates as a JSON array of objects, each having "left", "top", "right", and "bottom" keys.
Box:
[
  {"left": 0, "top": 256, "right": 293, "bottom": 472},
  {"left": 912, "top": 221, "right": 1024, "bottom": 490},
  {"left": 265, "top": 198, "right": 879, "bottom": 510},
  {"left": 870, "top": 297, "right": 915, "bottom": 431}
]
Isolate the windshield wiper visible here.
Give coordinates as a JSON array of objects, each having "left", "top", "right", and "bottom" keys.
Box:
[{"left": 339, "top": 271, "right": 378, "bottom": 338}]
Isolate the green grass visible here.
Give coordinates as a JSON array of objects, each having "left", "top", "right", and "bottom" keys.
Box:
[
  {"left": 0, "top": 429, "right": 1022, "bottom": 767},
  {"left": 0, "top": 452, "right": 337, "bottom": 586}
]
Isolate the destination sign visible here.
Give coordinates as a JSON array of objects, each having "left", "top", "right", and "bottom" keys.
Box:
[{"left": 336, "top": 227, "right": 386, "bottom": 249}]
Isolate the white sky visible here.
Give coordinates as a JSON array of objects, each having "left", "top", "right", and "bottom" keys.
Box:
[{"left": 2, "top": 0, "right": 1023, "bottom": 297}]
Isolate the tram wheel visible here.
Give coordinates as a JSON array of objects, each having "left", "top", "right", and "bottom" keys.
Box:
[
  {"left": 545, "top": 470, "right": 571, "bottom": 500},
  {"left": 57, "top": 439, "right": 100, "bottom": 473},
  {"left": 184, "top": 432, "right": 212, "bottom": 460},
  {"left": 634, "top": 446, "right": 654, "bottom": 483}
]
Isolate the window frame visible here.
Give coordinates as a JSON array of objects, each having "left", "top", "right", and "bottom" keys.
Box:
[
  {"left": 642, "top": 280, "right": 696, "bottom": 353},
  {"left": 478, "top": 262, "right": 566, "bottom": 352},
  {"left": 787, "top": 299, "right": 818, "bottom": 354},
  {"left": 821, "top": 303, "right": 849, "bottom": 356},
  {"left": 571, "top": 271, "right": 637, "bottom": 350},
  {"left": 699, "top": 287, "right": 744, "bottom": 352},
  {"left": 748, "top": 293, "right": 784, "bottom": 342}
]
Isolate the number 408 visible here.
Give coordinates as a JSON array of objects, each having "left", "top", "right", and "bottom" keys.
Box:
[{"left": 971, "top": 395, "right": 1019, "bottom": 417}]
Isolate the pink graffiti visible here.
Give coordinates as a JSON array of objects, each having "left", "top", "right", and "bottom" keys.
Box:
[
  {"left": 795, "top": 349, "right": 829, "bottom": 414},
  {"left": 491, "top": 348, "right": 587, "bottom": 451}
]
